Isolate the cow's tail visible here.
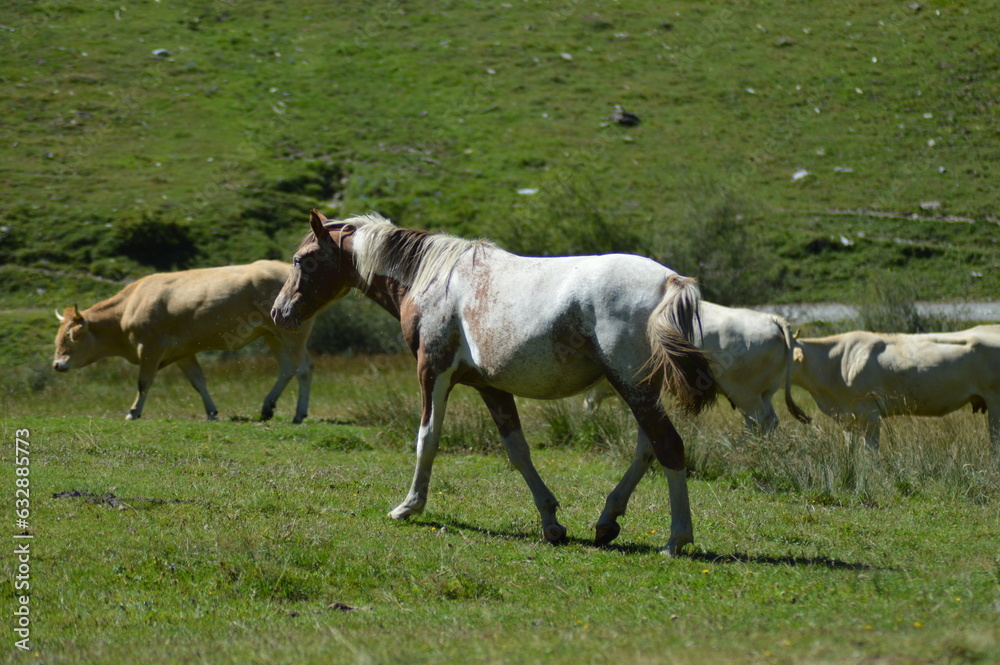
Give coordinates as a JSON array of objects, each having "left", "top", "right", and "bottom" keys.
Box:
[
  {"left": 645, "top": 274, "right": 716, "bottom": 415},
  {"left": 776, "top": 317, "right": 811, "bottom": 424}
]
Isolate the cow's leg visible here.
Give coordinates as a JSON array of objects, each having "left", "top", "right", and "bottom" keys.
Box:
[
  {"left": 856, "top": 408, "right": 881, "bottom": 450},
  {"left": 127, "top": 347, "right": 162, "bottom": 420},
  {"left": 477, "top": 387, "right": 565, "bottom": 543},
  {"left": 986, "top": 402, "right": 1000, "bottom": 456},
  {"left": 601, "top": 379, "right": 693, "bottom": 554},
  {"left": 289, "top": 334, "right": 313, "bottom": 424},
  {"left": 175, "top": 356, "right": 218, "bottom": 420},
  {"left": 260, "top": 334, "right": 312, "bottom": 423},
  {"left": 260, "top": 335, "right": 294, "bottom": 421},
  {"left": 389, "top": 360, "right": 454, "bottom": 520}
]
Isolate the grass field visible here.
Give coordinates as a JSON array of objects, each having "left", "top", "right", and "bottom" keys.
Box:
[
  {"left": 3, "top": 1, "right": 999, "bottom": 662},
  {"left": 2, "top": 354, "right": 998, "bottom": 664}
]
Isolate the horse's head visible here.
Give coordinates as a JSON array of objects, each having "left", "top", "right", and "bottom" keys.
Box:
[{"left": 272, "top": 209, "right": 357, "bottom": 331}]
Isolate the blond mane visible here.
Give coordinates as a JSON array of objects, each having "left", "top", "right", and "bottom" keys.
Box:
[{"left": 329, "top": 213, "right": 493, "bottom": 294}]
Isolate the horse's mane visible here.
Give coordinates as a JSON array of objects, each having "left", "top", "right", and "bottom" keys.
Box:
[{"left": 325, "top": 212, "right": 493, "bottom": 294}]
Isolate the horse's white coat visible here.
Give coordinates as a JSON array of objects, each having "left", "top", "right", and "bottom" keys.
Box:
[{"left": 272, "top": 212, "right": 715, "bottom": 553}]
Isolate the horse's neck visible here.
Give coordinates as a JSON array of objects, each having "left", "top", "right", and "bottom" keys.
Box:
[{"left": 361, "top": 275, "right": 409, "bottom": 321}]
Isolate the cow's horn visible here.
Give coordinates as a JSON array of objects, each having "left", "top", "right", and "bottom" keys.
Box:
[{"left": 55, "top": 308, "right": 66, "bottom": 323}]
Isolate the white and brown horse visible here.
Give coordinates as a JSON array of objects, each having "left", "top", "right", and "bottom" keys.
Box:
[{"left": 272, "top": 211, "right": 716, "bottom": 554}]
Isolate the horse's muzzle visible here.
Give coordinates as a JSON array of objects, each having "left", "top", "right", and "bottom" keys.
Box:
[{"left": 270, "top": 306, "right": 300, "bottom": 332}]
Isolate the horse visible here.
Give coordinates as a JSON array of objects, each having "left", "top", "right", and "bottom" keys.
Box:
[{"left": 271, "top": 210, "right": 716, "bottom": 554}]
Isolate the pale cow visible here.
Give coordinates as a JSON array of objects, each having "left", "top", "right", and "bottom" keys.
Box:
[
  {"left": 791, "top": 326, "right": 1000, "bottom": 450},
  {"left": 588, "top": 301, "right": 810, "bottom": 432},
  {"left": 53, "top": 260, "right": 315, "bottom": 422}
]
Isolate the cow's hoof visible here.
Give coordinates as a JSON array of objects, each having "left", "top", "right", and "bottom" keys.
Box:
[
  {"left": 292, "top": 415, "right": 306, "bottom": 424},
  {"left": 594, "top": 522, "right": 621, "bottom": 547},
  {"left": 260, "top": 409, "right": 274, "bottom": 422},
  {"left": 543, "top": 523, "right": 567, "bottom": 544},
  {"left": 207, "top": 412, "right": 219, "bottom": 421},
  {"left": 125, "top": 412, "right": 140, "bottom": 421}
]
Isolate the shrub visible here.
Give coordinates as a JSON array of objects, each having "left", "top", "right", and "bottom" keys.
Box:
[
  {"left": 653, "top": 182, "right": 782, "bottom": 306},
  {"left": 485, "top": 171, "right": 640, "bottom": 257},
  {"left": 113, "top": 209, "right": 198, "bottom": 270}
]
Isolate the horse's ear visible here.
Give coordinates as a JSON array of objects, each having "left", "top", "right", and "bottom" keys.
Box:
[{"left": 309, "top": 210, "right": 332, "bottom": 243}]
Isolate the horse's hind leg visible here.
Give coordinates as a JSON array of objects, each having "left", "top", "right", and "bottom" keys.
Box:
[
  {"left": 595, "top": 430, "right": 655, "bottom": 546},
  {"left": 478, "top": 387, "right": 566, "bottom": 543},
  {"left": 599, "top": 381, "right": 693, "bottom": 554}
]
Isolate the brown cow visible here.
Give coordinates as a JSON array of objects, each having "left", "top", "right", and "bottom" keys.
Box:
[{"left": 53, "top": 260, "right": 314, "bottom": 422}]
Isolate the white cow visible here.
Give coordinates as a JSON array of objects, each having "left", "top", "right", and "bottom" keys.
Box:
[
  {"left": 791, "top": 326, "right": 1000, "bottom": 450},
  {"left": 587, "top": 301, "right": 810, "bottom": 432}
]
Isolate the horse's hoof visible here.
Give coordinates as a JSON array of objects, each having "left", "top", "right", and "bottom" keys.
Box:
[
  {"left": 594, "top": 522, "right": 621, "bottom": 547},
  {"left": 389, "top": 503, "right": 422, "bottom": 520},
  {"left": 543, "top": 523, "right": 567, "bottom": 544},
  {"left": 661, "top": 535, "right": 693, "bottom": 557}
]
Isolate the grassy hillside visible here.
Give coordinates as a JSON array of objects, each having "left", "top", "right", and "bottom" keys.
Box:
[{"left": 2, "top": 0, "right": 998, "bottom": 311}]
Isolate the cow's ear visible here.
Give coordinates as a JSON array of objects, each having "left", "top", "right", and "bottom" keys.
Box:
[
  {"left": 793, "top": 347, "right": 804, "bottom": 363},
  {"left": 309, "top": 210, "right": 332, "bottom": 244}
]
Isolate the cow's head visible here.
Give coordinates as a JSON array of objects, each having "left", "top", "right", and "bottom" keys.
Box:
[
  {"left": 53, "top": 305, "right": 95, "bottom": 372},
  {"left": 271, "top": 209, "right": 357, "bottom": 331}
]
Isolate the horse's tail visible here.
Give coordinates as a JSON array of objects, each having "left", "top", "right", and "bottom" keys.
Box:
[
  {"left": 645, "top": 274, "right": 716, "bottom": 415},
  {"left": 776, "top": 317, "right": 812, "bottom": 424}
]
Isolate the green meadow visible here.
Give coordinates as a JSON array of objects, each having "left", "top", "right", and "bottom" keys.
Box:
[
  {"left": 0, "top": 356, "right": 998, "bottom": 664},
  {"left": 2, "top": 0, "right": 999, "bottom": 663}
]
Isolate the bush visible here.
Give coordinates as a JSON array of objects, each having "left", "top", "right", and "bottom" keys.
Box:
[
  {"left": 307, "top": 298, "right": 406, "bottom": 356},
  {"left": 653, "top": 183, "right": 781, "bottom": 306},
  {"left": 485, "top": 171, "right": 640, "bottom": 257},
  {"left": 113, "top": 210, "right": 198, "bottom": 270}
]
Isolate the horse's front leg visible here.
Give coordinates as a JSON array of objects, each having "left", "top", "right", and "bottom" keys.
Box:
[
  {"left": 477, "top": 387, "right": 566, "bottom": 544},
  {"left": 389, "top": 362, "right": 454, "bottom": 521}
]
